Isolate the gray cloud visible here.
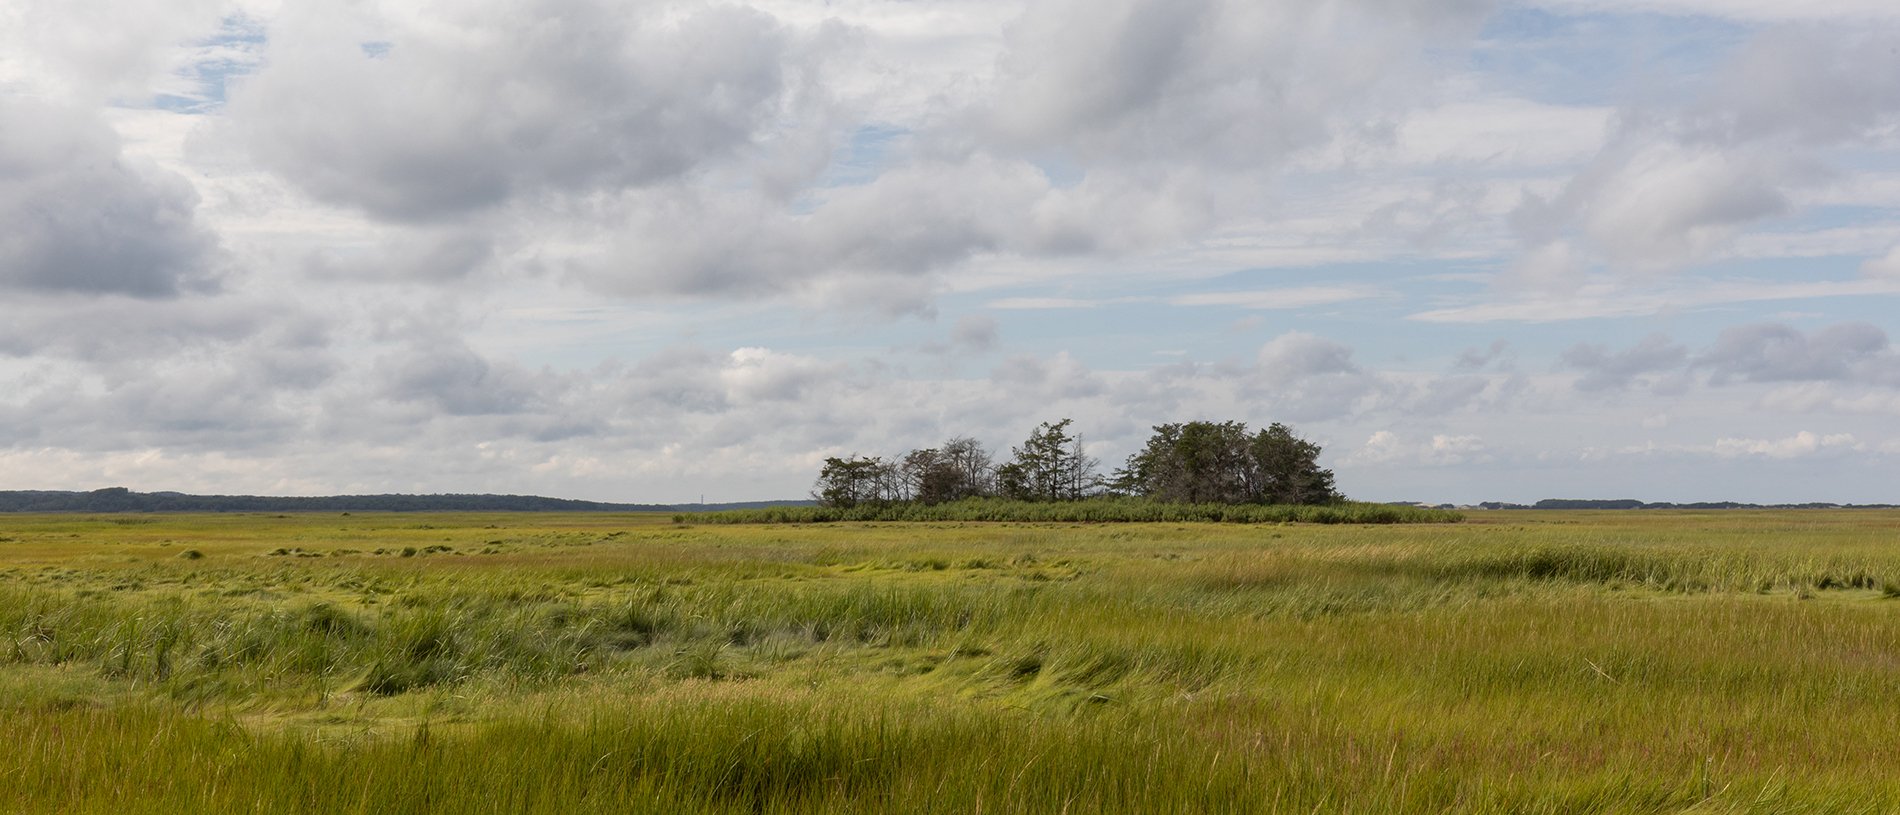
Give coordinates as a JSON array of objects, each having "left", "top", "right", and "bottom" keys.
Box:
[
  {"left": 376, "top": 339, "right": 551, "bottom": 417},
  {"left": 1698, "top": 28, "right": 1900, "bottom": 145},
  {"left": 492, "top": 0, "right": 1500, "bottom": 303},
  {"left": 1699, "top": 322, "right": 1898, "bottom": 384},
  {"left": 0, "top": 97, "right": 218, "bottom": 297},
  {"left": 1408, "top": 375, "right": 1498, "bottom": 415},
  {"left": 1558, "top": 323, "right": 1900, "bottom": 393},
  {"left": 949, "top": 315, "right": 999, "bottom": 353},
  {"left": 1561, "top": 333, "right": 1690, "bottom": 392},
  {"left": 230, "top": 2, "right": 808, "bottom": 220},
  {"left": 1454, "top": 340, "right": 1511, "bottom": 371},
  {"left": 989, "top": 0, "right": 1492, "bottom": 168},
  {"left": 0, "top": 296, "right": 261, "bottom": 361}
]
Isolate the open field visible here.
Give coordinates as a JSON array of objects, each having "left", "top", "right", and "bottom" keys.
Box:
[{"left": 3, "top": 510, "right": 1900, "bottom": 813}]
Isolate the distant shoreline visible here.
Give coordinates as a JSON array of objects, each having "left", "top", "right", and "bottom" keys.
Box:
[
  {"left": 0, "top": 488, "right": 817, "bottom": 514},
  {"left": 1398, "top": 499, "right": 1900, "bottom": 510}
]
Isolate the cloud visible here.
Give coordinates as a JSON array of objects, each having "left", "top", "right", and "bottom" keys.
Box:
[
  {"left": 1561, "top": 333, "right": 1690, "bottom": 392},
  {"left": 1711, "top": 430, "right": 1859, "bottom": 459},
  {"left": 1697, "top": 322, "right": 1898, "bottom": 384},
  {"left": 0, "top": 295, "right": 264, "bottom": 361},
  {"left": 1757, "top": 383, "right": 1900, "bottom": 416},
  {"left": 376, "top": 339, "right": 552, "bottom": 417},
  {"left": 1698, "top": 27, "right": 1900, "bottom": 144},
  {"left": 1454, "top": 340, "right": 1511, "bottom": 371},
  {"left": 0, "top": 97, "right": 218, "bottom": 297},
  {"left": 1167, "top": 285, "right": 1385, "bottom": 310},
  {"left": 948, "top": 315, "right": 998, "bottom": 353},
  {"left": 1527, "top": 0, "right": 1900, "bottom": 22},
  {"left": 0, "top": 0, "right": 236, "bottom": 100},
  {"left": 1245, "top": 332, "right": 1388, "bottom": 421},
  {"left": 1503, "top": 26, "right": 1900, "bottom": 288},
  {"left": 1255, "top": 332, "right": 1357, "bottom": 382},
  {"left": 991, "top": 351, "right": 1104, "bottom": 402},
  {"left": 1408, "top": 277, "right": 1900, "bottom": 323},
  {"left": 1863, "top": 246, "right": 1900, "bottom": 278},
  {"left": 987, "top": 0, "right": 1492, "bottom": 168},
  {"left": 1407, "top": 375, "right": 1507, "bottom": 415},
  {"left": 1345, "top": 430, "right": 1488, "bottom": 466},
  {"left": 227, "top": 1, "right": 815, "bottom": 220},
  {"left": 720, "top": 347, "right": 850, "bottom": 405},
  {"left": 1551, "top": 322, "right": 1900, "bottom": 392}
]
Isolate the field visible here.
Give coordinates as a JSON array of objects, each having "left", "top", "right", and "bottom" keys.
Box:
[{"left": 3, "top": 510, "right": 1900, "bottom": 813}]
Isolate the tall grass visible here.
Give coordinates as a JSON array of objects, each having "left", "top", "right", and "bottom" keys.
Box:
[{"left": 2, "top": 510, "right": 1900, "bottom": 812}]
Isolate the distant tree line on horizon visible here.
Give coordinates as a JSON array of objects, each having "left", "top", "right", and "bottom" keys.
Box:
[
  {"left": 0, "top": 488, "right": 792, "bottom": 514},
  {"left": 811, "top": 419, "right": 1341, "bottom": 509}
]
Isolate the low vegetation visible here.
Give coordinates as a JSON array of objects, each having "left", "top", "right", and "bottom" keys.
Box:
[
  {"left": 686, "top": 496, "right": 1459, "bottom": 524},
  {"left": 4, "top": 510, "right": 1900, "bottom": 812}
]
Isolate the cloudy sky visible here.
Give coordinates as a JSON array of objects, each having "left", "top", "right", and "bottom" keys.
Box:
[{"left": 2, "top": 0, "right": 1899, "bottom": 504}]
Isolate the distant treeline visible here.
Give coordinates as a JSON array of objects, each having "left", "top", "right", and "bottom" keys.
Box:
[
  {"left": 687, "top": 497, "right": 1462, "bottom": 525},
  {"left": 0, "top": 488, "right": 815, "bottom": 514},
  {"left": 1480, "top": 499, "right": 1900, "bottom": 510},
  {"left": 813, "top": 418, "right": 1341, "bottom": 510}
]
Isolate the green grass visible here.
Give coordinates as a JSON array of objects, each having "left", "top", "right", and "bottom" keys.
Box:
[
  {"left": 3, "top": 510, "right": 1900, "bottom": 812},
  {"left": 685, "top": 496, "right": 1463, "bottom": 524}
]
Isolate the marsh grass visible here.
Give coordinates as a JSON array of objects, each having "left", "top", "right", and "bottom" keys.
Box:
[{"left": 3, "top": 510, "right": 1900, "bottom": 812}]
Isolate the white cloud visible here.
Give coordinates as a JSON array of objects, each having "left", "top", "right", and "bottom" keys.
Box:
[
  {"left": 1501, "top": 26, "right": 1900, "bottom": 288},
  {"left": 1712, "top": 431, "right": 1859, "bottom": 459},
  {"left": 1344, "top": 430, "right": 1489, "bottom": 466},
  {"left": 1863, "top": 246, "right": 1900, "bottom": 278},
  {"left": 1527, "top": 0, "right": 1900, "bottom": 22},
  {"left": 1167, "top": 285, "right": 1386, "bottom": 310},
  {"left": 1409, "top": 277, "right": 1900, "bottom": 323}
]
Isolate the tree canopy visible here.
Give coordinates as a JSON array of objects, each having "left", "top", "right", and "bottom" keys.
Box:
[
  {"left": 1115, "top": 421, "right": 1339, "bottom": 505},
  {"left": 812, "top": 418, "right": 1338, "bottom": 509}
]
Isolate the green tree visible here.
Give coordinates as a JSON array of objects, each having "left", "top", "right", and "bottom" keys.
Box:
[
  {"left": 1116, "top": 420, "right": 1340, "bottom": 505},
  {"left": 811, "top": 455, "right": 889, "bottom": 508},
  {"left": 1116, "top": 421, "right": 1256, "bottom": 503},
  {"left": 1250, "top": 423, "right": 1339, "bottom": 505},
  {"left": 999, "top": 419, "right": 1098, "bottom": 501}
]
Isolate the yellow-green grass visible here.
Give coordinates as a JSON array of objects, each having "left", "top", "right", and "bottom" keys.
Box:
[{"left": 3, "top": 510, "right": 1900, "bottom": 812}]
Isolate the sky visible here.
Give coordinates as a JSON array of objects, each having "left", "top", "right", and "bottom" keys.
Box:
[{"left": 2, "top": 0, "right": 1899, "bottom": 505}]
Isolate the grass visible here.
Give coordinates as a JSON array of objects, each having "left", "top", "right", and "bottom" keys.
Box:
[
  {"left": 2, "top": 510, "right": 1900, "bottom": 812},
  {"left": 684, "top": 496, "right": 1464, "bottom": 524}
]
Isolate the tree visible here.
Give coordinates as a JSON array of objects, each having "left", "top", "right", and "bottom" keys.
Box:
[
  {"left": 1116, "top": 420, "right": 1340, "bottom": 505},
  {"left": 900, "top": 447, "right": 958, "bottom": 505},
  {"left": 1250, "top": 423, "right": 1339, "bottom": 505},
  {"left": 811, "top": 455, "right": 889, "bottom": 508},
  {"left": 939, "top": 436, "right": 995, "bottom": 500},
  {"left": 998, "top": 419, "right": 1098, "bottom": 501},
  {"left": 1116, "top": 421, "right": 1256, "bottom": 504}
]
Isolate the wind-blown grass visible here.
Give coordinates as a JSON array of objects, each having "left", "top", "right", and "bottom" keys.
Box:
[
  {"left": 684, "top": 497, "right": 1462, "bottom": 524},
  {"left": 2, "top": 509, "right": 1900, "bottom": 812}
]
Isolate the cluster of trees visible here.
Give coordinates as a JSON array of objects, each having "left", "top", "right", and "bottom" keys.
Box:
[
  {"left": 813, "top": 419, "right": 1339, "bottom": 508},
  {"left": 1111, "top": 421, "right": 1338, "bottom": 505}
]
